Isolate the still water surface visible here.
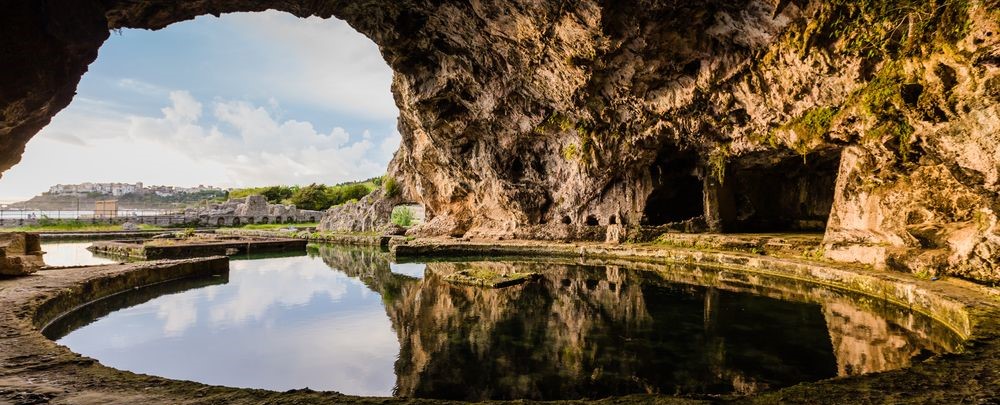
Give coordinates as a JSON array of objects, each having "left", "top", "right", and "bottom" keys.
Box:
[
  {"left": 44, "top": 244, "right": 963, "bottom": 400},
  {"left": 41, "top": 241, "right": 119, "bottom": 266}
]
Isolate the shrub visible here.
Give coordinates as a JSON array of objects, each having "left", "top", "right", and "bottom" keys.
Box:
[
  {"left": 391, "top": 206, "right": 415, "bottom": 227},
  {"left": 290, "top": 183, "right": 332, "bottom": 211},
  {"left": 383, "top": 177, "right": 401, "bottom": 198}
]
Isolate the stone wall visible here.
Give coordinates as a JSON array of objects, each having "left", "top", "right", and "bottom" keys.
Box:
[
  {"left": 0, "top": 233, "right": 44, "bottom": 276},
  {"left": 190, "top": 196, "right": 323, "bottom": 226}
]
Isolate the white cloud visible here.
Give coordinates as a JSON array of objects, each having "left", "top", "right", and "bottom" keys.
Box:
[
  {"left": 223, "top": 11, "right": 398, "bottom": 120},
  {"left": 44, "top": 131, "right": 90, "bottom": 147},
  {"left": 0, "top": 11, "right": 401, "bottom": 200},
  {"left": 118, "top": 78, "right": 169, "bottom": 96},
  {"left": 127, "top": 90, "right": 396, "bottom": 186}
]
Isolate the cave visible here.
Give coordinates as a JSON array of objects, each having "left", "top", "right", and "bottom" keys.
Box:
[
  {"left": 641, "top": 146, "right": 705, "bottom": 226},
  {"left": 718, "top": 149, "right": 842, "bottom": 233}
]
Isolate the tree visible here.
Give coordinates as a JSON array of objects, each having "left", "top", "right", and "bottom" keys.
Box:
[
  {"left": 261, "top": 186, "right": 295, "bottom": 203},
  {"left": 290, "top": 184, "right": 331, "bottom": 211}
]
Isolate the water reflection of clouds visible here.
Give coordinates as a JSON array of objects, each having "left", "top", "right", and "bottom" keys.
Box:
[
  {"left": 57, "top": 253, "right": 400, "bottom": 395},
  {"left": 205, "top": 257, "right": 350, "bottom": 326},
  {"left": 41, "top": 242, "right": 117, "bottom": 266},
  {"left": 155, "top": 294, "right": 199, "bottom": 336},
  {"left": 390, "top": 263, "right": 426, "bottom": 279}
]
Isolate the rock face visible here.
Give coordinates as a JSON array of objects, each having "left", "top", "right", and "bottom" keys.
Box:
[{"left": 1, "top": 1, "right": 999, "bottom": 282}]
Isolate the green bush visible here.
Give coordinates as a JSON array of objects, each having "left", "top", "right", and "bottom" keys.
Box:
[
  {"left": 229, "top": 178, "right": 380, "bottom": 211},
  {"left": 391, "top": 206, "right": 414, "bottom": 227},
  {"left": 290, "top": 184, "right": 332, "bottom": 211},
  {"left": 383, "top": 177, "right": 401, "bottom": 198}
]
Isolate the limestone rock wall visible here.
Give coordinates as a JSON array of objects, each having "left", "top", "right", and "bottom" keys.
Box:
[
  {"left": 1, "top": 0, "right": 999, "bottom": 282},
  {"left": 318, "top": 188, "right": 402, "bottom": 233}
]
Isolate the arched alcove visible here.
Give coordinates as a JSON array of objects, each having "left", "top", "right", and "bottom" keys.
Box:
[{"left": 641, "top": 145, "right": 705, "bottom": 226}]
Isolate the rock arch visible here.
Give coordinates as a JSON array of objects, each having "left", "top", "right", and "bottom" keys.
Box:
[{"left": 2, "top": 1, "right": 999, "bottom": 281}]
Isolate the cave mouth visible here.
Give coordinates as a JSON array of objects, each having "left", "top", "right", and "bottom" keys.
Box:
[
  {"left": 0, "top": 10, "right": 400, "bottom": 213},
  {"left": 641, "top": 146, "right": 705, "bottom": 226},
  {"left": 722, "top": 149, "right": 842, "bottom": 233}
]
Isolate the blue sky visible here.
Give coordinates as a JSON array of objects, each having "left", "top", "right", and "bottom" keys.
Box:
[{"left": 0, "top": 11, "right": 399, "bottom": 201}]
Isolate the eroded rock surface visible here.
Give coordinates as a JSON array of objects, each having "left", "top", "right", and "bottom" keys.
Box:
[
  {"left": 1, "top": 0, "right": 999, "bottom": 281},
  {"left": 0, "top": 233, "right": 43, "bottom": 275},
  {"left": 319, "top": 188, "right": 402, "bottom": 233}
]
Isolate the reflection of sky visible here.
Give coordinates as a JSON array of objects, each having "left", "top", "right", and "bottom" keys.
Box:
[
  {"left": 42, "top": 242, "right": 118, "bottom": 266},
  {"left": 57, "top": 255, "right": 399, "bottom": 395},
  {"left": 390, "top": 263, "right": 426, "bottom": 279}
]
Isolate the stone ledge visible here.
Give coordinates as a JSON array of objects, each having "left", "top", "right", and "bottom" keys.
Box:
[
  {"left": 217, "top": 228, "right": 402, "bottom": 247},
  {"left": 0, "top": 241, "right": 997, "bottom": 404}
]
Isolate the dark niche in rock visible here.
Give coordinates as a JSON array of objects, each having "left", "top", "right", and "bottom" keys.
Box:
[
  {"left": 716, "top": 149, "right": 842, "bottom": 233},
  {"left": 642, "top": 145, "right": 705, "bottom": 226}
]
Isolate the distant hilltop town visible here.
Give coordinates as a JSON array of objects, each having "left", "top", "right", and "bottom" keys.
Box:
[{"left": 47, "top": 182, "right": 224, "bottom": 197}]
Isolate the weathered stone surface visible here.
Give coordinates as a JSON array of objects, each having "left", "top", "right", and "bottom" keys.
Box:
[
  {"left": 0, "top": 233, "right": 44, "bottom": 276},
  {"left": 188, "top": 195, "right": 321, "bottom": 225},
  {"left": 1, "top": 1, "right": 999, "bottom": 282},
  {"left": 319, "top": 188, "right": 402, "bottom": 233},
  {"left": 234, "top": 195, "right": 268, "bottom": 217}
]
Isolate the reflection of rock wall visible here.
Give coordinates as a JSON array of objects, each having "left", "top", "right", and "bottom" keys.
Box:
[
  {"left": 823, "top": 299, "right": 958, "bottom": 376},
  {"left": 308, "top": 246, "right": 964, "bottom": 400},
  {"left": 389, "top": 263, "right": 655, "bottom": 400}
]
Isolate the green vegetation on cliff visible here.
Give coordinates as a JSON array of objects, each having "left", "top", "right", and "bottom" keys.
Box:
[
  {"left": 804, "top": 0, "right": 972, "bottom": 58},
  {"left": 228, "top": 178, "right": 380, "bottom": 211}
]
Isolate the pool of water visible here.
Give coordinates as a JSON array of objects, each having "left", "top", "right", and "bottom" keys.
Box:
[
  {"left": 44, "top": 244, "right": 964, "bottom": 400},
  {"left": 41, "top": 241, "right": 119, "bottom": 266}
]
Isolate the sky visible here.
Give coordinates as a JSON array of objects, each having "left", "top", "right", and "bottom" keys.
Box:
[{"left": 0, "top": 11, "right": 399, "bottom": 202}]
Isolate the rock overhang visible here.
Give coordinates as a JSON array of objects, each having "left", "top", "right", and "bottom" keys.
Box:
[{"left": 1, "top": 0, "right": 999, "bottom": 282}]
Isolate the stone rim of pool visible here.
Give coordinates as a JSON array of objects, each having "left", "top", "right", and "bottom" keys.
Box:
[{"left": 3, "top": 242, "right": 999, "bottom": 404}]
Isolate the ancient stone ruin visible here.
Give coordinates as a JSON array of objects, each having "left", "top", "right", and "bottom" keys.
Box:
[
  {"left": 0, "top": 233, "right": 44, "bottom": 276},
  {"left": 188, "top": 195, "right": 323, "bottom": 227}
]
